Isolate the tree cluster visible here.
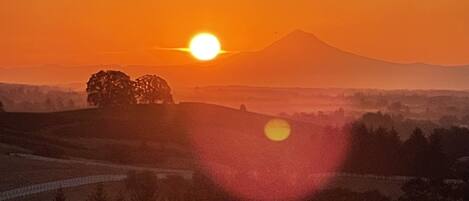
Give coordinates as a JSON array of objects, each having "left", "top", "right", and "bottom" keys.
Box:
[
  {"left": 399, "top": 178, "right": 469, "bottom": 201},
  {"left": 53, "top": 170, "right": 393, "bottom": 201},
  {"left": 343, "top": 123, "right": 452, "bottom": 178},
  {"left": 86, "top": 70, "right": 173, "bottom": 107},
  {"left": 0, "top": 100, "right": 4, "bottom": 112},
  {"left": 305, "top": 188, "right": 390, "bottom": 201},
  {"left": 53, "top": 169, "right": 469, "bottom": 201},
  {"left": 53, "top": 171, "right": 232, "bottom": 201}
]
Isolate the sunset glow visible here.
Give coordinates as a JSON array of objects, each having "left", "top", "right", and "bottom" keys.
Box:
[{"left": 1, "top": 2, "right": 467, "bottom": 201}]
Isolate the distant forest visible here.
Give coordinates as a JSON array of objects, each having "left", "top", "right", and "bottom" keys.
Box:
[
  {"left": 0, "top": 83, "right": 87, "bottom": 112},
  {"left": 3, "top": 82, "right": 469, "bottom": 133}
]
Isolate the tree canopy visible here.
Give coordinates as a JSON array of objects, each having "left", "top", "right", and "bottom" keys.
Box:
[
  {"left": 0, "top": 100, "right": 4, "bottom": 112},
  {"left": 86, "top": 70, "right": 174, "bottom": 107},
  {"left": 135, "top": 74, "right": 174, "bottom": 104}
]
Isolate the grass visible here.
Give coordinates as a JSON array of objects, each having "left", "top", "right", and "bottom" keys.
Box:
[
  {"left": 0, "top": 155, "right": 125, "bottom": 191},
  {"left": 1, "top": 102, "right": 309, "bottom": 167},
  {"left": 0, "top": 102, "right": 406, "bottom": 199},
  {"left": 14, "top": 181, "right": 127, "bottom": 201}
]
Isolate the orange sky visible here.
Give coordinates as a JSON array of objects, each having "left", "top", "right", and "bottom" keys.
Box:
[{"left": 1, "top": 0, "right": 468, "bottom": 67}]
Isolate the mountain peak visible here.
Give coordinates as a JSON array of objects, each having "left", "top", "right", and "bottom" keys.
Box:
[
  {"left": 262, "top": 30, "right": 334, "bottom": 55},
  {"left": 285, "top": 29, "right": 319, "bottom": 40}
]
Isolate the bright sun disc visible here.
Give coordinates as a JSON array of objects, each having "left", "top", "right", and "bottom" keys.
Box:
[{"left": 189, "top": 33, "right": 221, "bottom": 61}]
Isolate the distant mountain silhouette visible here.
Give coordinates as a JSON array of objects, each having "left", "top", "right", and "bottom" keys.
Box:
[
  {"left": 2, "top": 30, "right": 469, "bottom": 89},
  {"left": 203, "top": 30, "right": 469, "bottom": 89}
]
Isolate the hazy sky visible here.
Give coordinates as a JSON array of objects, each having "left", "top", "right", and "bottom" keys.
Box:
[{"left": 1, "top": 0, "right": 468, "bottom": 66}]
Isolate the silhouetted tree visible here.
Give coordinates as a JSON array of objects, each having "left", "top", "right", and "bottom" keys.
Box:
[
  {"left": 54, "top": 188, "right": 66, "bottom": 201},
  {"left": 0, "top": 100, "right": 4, "bottom": 112},
  {"left": 343, "top": 122, "right": 373, "bottom": 173},
  {"left": 343, "top": 122, "right": 403, "bottom": 175},
  {"left": 399, "top": 178, "right": 460, "bottom": 201},
  {"left": 86, "top": 70, "right": 136, "bottom": 107},
  {"left": 87, "top": 183, "right": 109, "bottom": 201},
  {"left": 425, "top": 133, "right": 451, "bottom": 179},
  {"left": 379, "top": 127, "right": 401, "bottom": 175},
  {"left": 402, "top": 128, "right": 429, "bottom": 176},
  {"left": 134, "top": 75, "right": 174, "bottom": 104},
  {"left": 125, "top": 171, "right": 158, "bottom": 201},
  {"left": 240, "top": 104, "right": 247, "bottom": 111}
]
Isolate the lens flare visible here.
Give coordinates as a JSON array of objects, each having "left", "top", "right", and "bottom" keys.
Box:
[
  {"left": 188, "top": 109, "right": 351, "bottom": 201},
  {"left": 264, "top": 119, "right": 291, "bottom": 141}
]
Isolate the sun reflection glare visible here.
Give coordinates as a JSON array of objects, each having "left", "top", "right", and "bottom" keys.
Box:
[{"left": 264, "top": 118, "right": 291, "bottom": 141}]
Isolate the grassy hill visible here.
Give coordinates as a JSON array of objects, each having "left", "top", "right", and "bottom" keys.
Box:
[
  {"left": 0, "top": 102, "right": 411, "bottom": 199},
  {"left": 0, "top": 102, "right": 332, "bottom": 169},
  {"left": 1, "top": 102, "right": 289, "bottom": 140},
  {"left": 0, "top": 155, "right": 124, "bottom": 191}
]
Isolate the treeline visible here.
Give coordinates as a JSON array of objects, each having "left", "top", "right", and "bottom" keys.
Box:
[
  {"left": 0, "top": 84, "right": 85, "bottom": 112},
  {"left": 54, "top": 171, "right": 469, "bottom": 201},
  {"left": 52, "top": 171, "right": 394, "bottom": 201},
  {"left": 53, "top": 171, "right": 233, "bottom": 201},
  {"left": 0, "top": 70, "right": 175, "bottom": 112},
  {"left": 342, "top": 121, "right": 469, "bottom": 179},
  {"left": 86, "top": 70, "right": 173, "bottom": 107},
  {"left": 359, "top": 112, "right": 437, "bottom": 139}
]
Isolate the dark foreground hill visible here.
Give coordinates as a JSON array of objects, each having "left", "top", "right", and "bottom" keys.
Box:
[
  {"left": 0, "top": 103, "right": 345, "bottom": 171},
  {"left": 0, "top": 102, "right": 307, "bottom": 141}
]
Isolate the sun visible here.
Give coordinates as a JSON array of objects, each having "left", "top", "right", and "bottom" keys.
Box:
[{"left": 189, "top": 33, "right": 221, "bottom": 61}]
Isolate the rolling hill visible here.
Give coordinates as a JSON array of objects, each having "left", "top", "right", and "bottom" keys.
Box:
[{"left": 0, "top": 102, "right": 337, "bottom": 163}]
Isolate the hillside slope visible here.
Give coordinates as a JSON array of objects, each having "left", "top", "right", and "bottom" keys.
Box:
[{"left": 0, "top": 103, "right": 346, "bottom": 172}]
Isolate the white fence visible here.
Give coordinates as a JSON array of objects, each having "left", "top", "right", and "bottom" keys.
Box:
[
  {"left": 1, "top": 153, "right": 194, "bottom": 201},
  {"left": 3, "top": 154, "right": 463, "bottom": 201},
  {"left": 0, "top": 175, "right": 127, "bottom": 201},
  {"left": 10, "top": 153, "right": 193, "bottom": 180}
]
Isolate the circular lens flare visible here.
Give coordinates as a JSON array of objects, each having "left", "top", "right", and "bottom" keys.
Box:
[
  {"left": 189, "top": 33, "right": 221, "bottom": 61},
  {"left": 265, "top": 119, "right": 291, "bottom": 141},
  {"left": 187, "top": 110, "right": 350, "bottom": 201}
]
